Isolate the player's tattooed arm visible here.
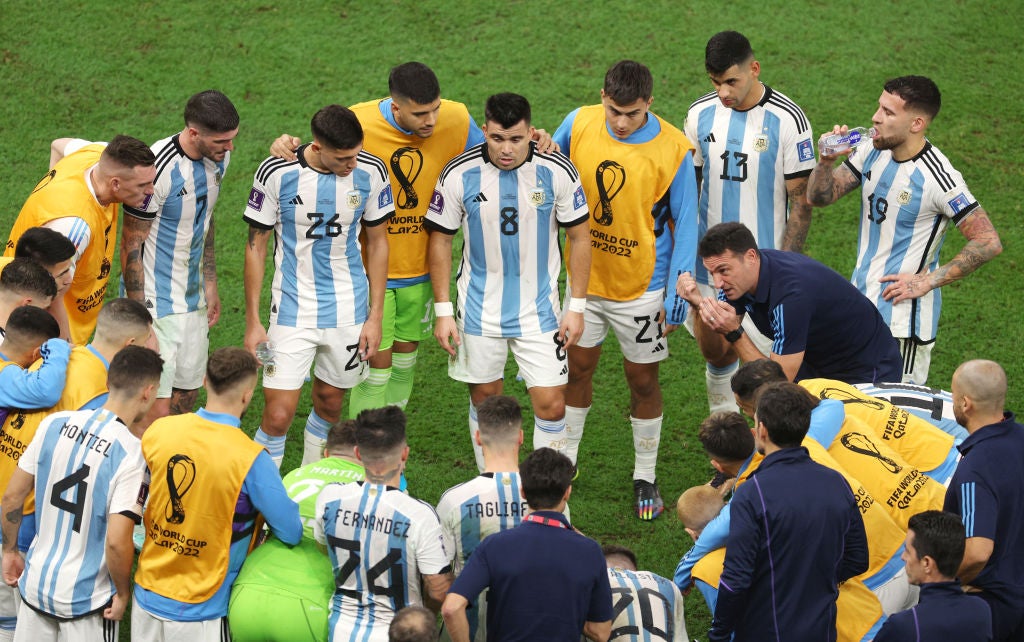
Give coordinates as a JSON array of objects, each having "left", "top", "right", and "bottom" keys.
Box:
[
  {"left": 120, "top": 214, "right": 152, "bottom": 302},
  {"left": 807, "top": 162, "right": 860, "bottom": 206},
  {"left": 204, "top": 220, "right": 221, "bottom": 327},
  {"left": 243, "top": 226, "right": 273, "bottom": 354},
  {"left": 781, "top": 176, "right": 813, "bottom": 253},
  {"left": 927, "top": 208, "right": 1003, "bottom": 289}
]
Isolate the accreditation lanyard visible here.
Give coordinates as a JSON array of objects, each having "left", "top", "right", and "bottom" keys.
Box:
[{"left": 524, "top": 513, "right": 568, "bottom": 529}]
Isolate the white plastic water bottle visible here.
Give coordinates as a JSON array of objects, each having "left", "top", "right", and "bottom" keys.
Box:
[
  {"left": 819, "top": 127, "right": 876, "bottom": 156},
  {"left": 255, "top": 340, "right": 275, "bottom": 367}
]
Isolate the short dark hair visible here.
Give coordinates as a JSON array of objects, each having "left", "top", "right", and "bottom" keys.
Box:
[
  {"left": 705, "top": 31, "right": 754, "bottom": 75},
  {"left": 184, "top": 90, "right": 240, "bottom": 133},
  {"left": 4, "top": 305, "right": 60, "bottom": 346},
  {"left": 602, "top": 544, "right": 638, "bottom": 570},
  {"left": 476, "top": 395, "right": 522, "bottom": 447},
  {"left": 311, "top": 104, "right": 363, "bottom": 151},
  {"left": 603, "top": 60, "right": 653, "bottom": 104},
  {"left": 388, "top": 62, "right": 441, "bottom": 105},
  {"left": 755, "top": 382, "right": 818, "bottom": 448},
  {"left": 0, "top": 258, "right": 56, "bottom": 299},
  {"left": 484, "top": 93, "right": 531, "bottom": 129},
  {"left": 326, "top": 419, "right": 358, "bottom": 454},
  {"left": 731, "top": 359, "right": 787, "bottom": 404},
  {"left": 94, "top": 298, "right": 153, "bottom": 344},
  {"left": 355, "top": 406, "right": 407, "bottom": 463},
  {"left": 14, "top": 227, "right": 75, "bottom": 266},
  {"left": 698, "top": 412, "right": 754, "bottom": 462},
  {"left": 883, "top": 75, "right": 941, "bottom": 120},
  {"left": 698, "top": 222, "right": 758, "bottom": 259},
  {"left": 908, "top": 510, "right": 965, "bottom": 578},
  {"left": 519, "top": 447, "right": 574, "bottom": 510},
  {"left": 102, "top": 135, "right": 156, "bottom": 169},
  {"left": 205, "top": 346, "right": 258, "bottom": 395},
  {"left": 388, "top": 605, "right": 437, "bottom": 642},
  {"left": 107, "top": 345, "right": 164, "bottom": 397}
]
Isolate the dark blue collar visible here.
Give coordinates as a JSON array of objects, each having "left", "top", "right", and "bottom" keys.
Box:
[{"left": 958, "top": 412, "right": 1019, "bottom": 455}]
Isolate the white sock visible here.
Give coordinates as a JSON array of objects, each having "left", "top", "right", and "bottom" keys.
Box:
[
  {"left": 301, "top": 410, "right": 331, "bottom": 466},
  {"left": 707, "top": 362, "right": 740, "bottom": 414},
  {"left": 563, "top": 405, "right": 590, "bottom": 465},
  {"left": 533, "top": 415, "right": 567, "bottom": 453},
  {"left": 632, "top": 415, "right": 662, "bottom": 482},
  {"left": 468, "top": 399, "right": 485, "bottom": 473}
]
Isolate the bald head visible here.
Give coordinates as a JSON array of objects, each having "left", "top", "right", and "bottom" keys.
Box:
[{"left": 953, "top": 360, "right": 1007, "bottom": 426}]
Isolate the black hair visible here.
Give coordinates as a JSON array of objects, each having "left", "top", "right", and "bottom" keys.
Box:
[
  {"left": 311, "top": 104, "right": 363, "bottom": 150},
  {"left": 388, "top": 62, "right": 441, "bottom": 105},
  {"left": 184, "top": 90, "right": 240, "bottom": 133},
  {"left": 883, "top": 75, "right": 941, "bottom": 120},
  {"left": 755, "top": 382, "right": 818, "bottom": 448},
  {"left": 0, "top": 258, "right": 56, "bottom": 300},
  {"left": 519, "top": 447, "right": 574, "bottom": 510},
  {"left": 698, "top": 222, "right": 758, "bottom": 259},
  {"left": 484, "top": 93, "right": 532, "bottom": 129},
  {"left": 698, "top": 412, "right": 755, "bottom": 462},
  {"left": 907, "top": 510, "right": 966, "bottom": 578},
  {"left": 705, "top": 31, "right": 754, "bottom": 75},
  {"left": 603, "top": 60, "right": 654, "bottom": 104}
]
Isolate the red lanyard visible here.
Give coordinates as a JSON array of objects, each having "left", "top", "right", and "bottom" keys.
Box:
[{"left": 524, "top": 513, "right": 568, "bottom": 529}]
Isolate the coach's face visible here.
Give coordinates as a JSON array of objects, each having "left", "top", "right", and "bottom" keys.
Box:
[
  {"left": 483, "top": 119, "right": 534, "bottom": 171},
  {"left": 703, "top": 249, "right": 757, "bottom": 300},
  {"left": 901, "top": 529, "right": 927, "bottom": 586}
]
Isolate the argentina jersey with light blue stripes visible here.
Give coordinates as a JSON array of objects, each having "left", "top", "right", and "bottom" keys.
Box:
[
  {"left": 607, "top": 566, "right": 688, "bottom": 641},
  {"left": 124, "top": 134, "right": 227, "bottom": 317},
  {"left": 684, "top": 86, "right": 815, "bottom": 286},
  {"left": 19, "top": 408, "right": 145, "bottom": 618},
  {"left": 425, "top": 143, "right": 588, "bottom": 338},
  {"left": 244, "top": 145, "right": 394, "bottom": 329},
  {"left": 315, "top": 482, "right": 449, "bottom": 642},
  {"left": 844, "top": 141, "right": 978, "bottom": 341}
]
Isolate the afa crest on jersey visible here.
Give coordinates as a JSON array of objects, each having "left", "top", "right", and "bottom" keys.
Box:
[
  {"left": 529, "top": 189, "right": 545, "bottom": 206},
  {"left": 346, "top": 190, "right": 362, "bottom": 210},
  {"left": 752, "top": 135, "right": 769, "bottom": 153},
  {"left": 897, "top": 189, "right": 912, "bottom": 205}
]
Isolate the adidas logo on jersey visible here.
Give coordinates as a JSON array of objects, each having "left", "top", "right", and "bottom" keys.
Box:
[
  {"left": 177, "top": 186, "right": 188, "bottom": 197},
  {"left": 472, "top": 193, "right": 488, "bottom": 203},
  {"left": 703, "top": 133, "right": 716, "bottom": 143},
  {"left": 559, "top": 364, "right": 568, "bottom": 376},
  {"left": 651, "top": 343, "right": 666, "bottom": 354},
  {"left": 289, "top": 195, "right": 304, "bottom": 205}
]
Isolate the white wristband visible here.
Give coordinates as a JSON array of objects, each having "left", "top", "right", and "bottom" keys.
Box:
[
  {"left": 434, "top": 301, "right": 454, "bottom": 317},
  {"left": 567, "top": 297, "right": 587, "bottom": 313}
]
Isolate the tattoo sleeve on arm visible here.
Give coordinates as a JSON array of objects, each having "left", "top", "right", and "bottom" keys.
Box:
[
  {"left": 203, "top": 219, "right": 217, "bottom": 283},
  {"left": 120, "top": 217, "right": 152, "bottom": 301},
  {"left": 781, "top": 178, "right": 812, "bottom": 253},
  {"left": 928, "top": 209, "right": 1003, "bottom": 289},
  {"left": 808, "top": 164, "right": 861, "bottom": 206},
  {"left": 247, "top": 226, "right": 270, "bottom": 250}
]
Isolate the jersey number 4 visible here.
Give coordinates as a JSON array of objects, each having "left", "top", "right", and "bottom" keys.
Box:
[
  {"left": 328, "top": 534, "right": 407, "bottom": 607},
  {"left": 50, "top": 464, "right": 91, "bottom": 534}
]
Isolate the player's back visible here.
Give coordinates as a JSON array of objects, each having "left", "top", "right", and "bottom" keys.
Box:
[
  {"left": 316, "top": 482, "right": 447, "bottom": 642},
  {"left": 21, "top": 408, "right": 144, "bottom": 618},
  {"left": 436, "top": 472, "right": 527, "bottom": 574},
  {"left": 606, "top": 567, "right": 687, "bottom": 642}
]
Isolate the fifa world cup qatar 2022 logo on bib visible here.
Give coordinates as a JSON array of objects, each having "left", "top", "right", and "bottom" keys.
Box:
[
  {"left": 165, "top": 454, "right": 196, "bottom": 524},
  {"left": 593, "top": 160, "right": 625, "bottom": 226},
  {"left": 390, "top": 147, "right": 423, "bottom": 210}
]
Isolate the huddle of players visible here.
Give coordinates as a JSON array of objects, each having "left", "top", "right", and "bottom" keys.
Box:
[{"left": 0, "top": 25, "right": 1006, "bottom": 642}]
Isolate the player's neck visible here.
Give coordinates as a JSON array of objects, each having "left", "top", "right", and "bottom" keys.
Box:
[
  {"left": 891, "top": 134, "right": 927, "bottom": 162},
  {"left": 177, "top": 128, "right": 203, "bottom": 161},
  {"left": 302, "top": 145, "right": 329, "bottom": 174},
  {"left": 102, "top": 397, "right": 139, "bottom": 437},
  {"left": 482, "top": 450, "right": 519, "bottom": 474}
]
